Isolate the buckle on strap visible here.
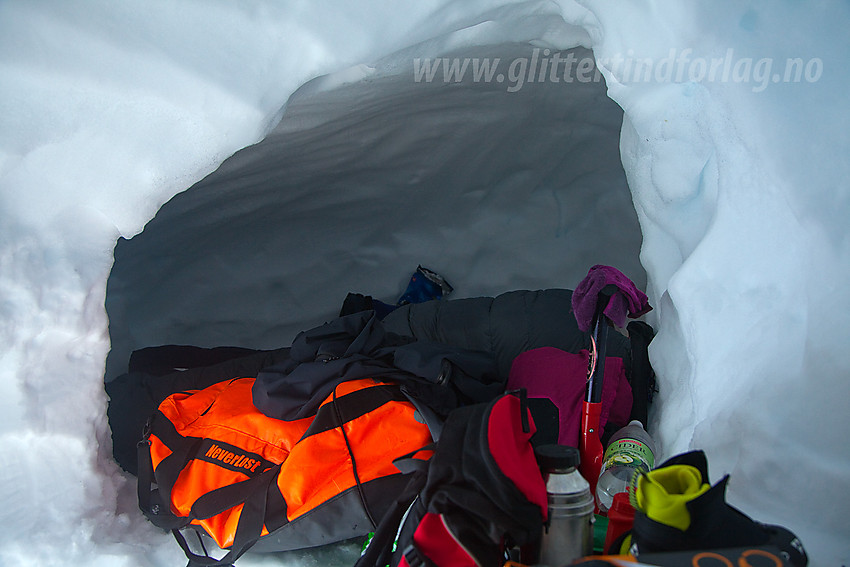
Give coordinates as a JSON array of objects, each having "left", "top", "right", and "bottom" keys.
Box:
[{"left": 402, "top": 544, "right": 426, "bottom": 567}]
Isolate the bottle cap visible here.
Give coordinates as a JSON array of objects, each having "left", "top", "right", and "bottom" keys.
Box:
[{"left": 534, "top": 444, "right": 580, "bottom": 471}]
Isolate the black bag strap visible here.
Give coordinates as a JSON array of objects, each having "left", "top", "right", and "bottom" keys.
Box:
[
  {"left": 187, "top": 464, "right": 280, "bottom": 520},
  {"left": 137, "top": 416, "right": 198, "bottom": 531},
  {"left": 391, "top": 443, "right": 435, "bottom": 475},
  {"left": 172, "top": 465, "right": 280, "bottom": 567},
  {"left": 137, "top": 412, "right": 282, "bottom": 566}
]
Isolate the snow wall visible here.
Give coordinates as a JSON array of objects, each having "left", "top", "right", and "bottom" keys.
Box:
[{"left": 1, "top": 1, "right": 848, "bottom": 566}]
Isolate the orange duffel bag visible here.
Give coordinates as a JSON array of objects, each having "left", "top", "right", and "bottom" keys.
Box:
[{"left": 137, "top": 376, "right": 433, "bottom": 566}]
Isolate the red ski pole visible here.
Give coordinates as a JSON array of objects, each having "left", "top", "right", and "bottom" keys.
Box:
[{"left": 579, "top": 285, "right": 616, "bottom": 508}]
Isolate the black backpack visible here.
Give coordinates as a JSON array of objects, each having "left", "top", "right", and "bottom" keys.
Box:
[{"left": 357, "top": 391, "right": 550, "bottom": 567}]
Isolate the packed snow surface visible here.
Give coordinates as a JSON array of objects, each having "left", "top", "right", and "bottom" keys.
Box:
[{"left": 1, "top": 1, "right": 848, "bottom": 566}]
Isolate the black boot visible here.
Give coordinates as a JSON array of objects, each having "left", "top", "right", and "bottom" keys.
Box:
[{"left": 630, "top": 451, "right": 807, "bottom": 566}]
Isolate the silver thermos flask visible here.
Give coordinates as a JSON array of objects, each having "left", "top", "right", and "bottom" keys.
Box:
[{"left": 534, "top": 444, "right": 595, "bottom": 566}]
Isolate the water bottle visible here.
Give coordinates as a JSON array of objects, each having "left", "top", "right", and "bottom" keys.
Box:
[
  {"left": 595, "top": 420, "right": 656, "bottom": 513},
  {"left": 533, "top": 444, "right": 595, "bottom": 566}
]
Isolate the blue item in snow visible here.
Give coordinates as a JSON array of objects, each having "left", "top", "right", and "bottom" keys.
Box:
[{"left": 397, "top": 265, "right": 453, "bottom": 306}]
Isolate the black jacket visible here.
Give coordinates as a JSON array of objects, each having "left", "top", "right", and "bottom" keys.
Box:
[
  {"left": 252, "top": 310, "right": 503, "bottom": 426},
  {"left": 382, "top": 288, "right": 631, "bottom": 380}
]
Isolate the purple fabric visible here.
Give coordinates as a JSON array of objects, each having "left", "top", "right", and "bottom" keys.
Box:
[
  {"left": 571, "top": 265, "right": 652, "bottom": 332},
  {"left": 507, "top": 347, "right": 632, "bottom": 447}
]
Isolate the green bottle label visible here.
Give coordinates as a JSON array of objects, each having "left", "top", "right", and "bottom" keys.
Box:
[{"left": 599, "top": 437, "right": 655, "bottom": 476}]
